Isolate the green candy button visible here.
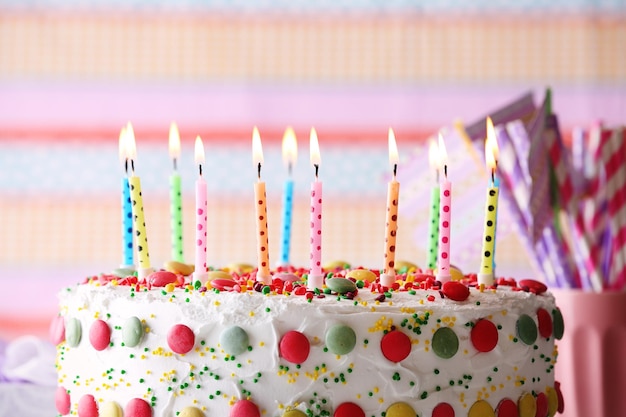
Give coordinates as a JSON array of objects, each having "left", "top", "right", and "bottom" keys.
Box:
[
  {"left": 65, "top": 317, "right": 82, "bottom": 347},
  {"left": 432, "top": 327, "right": 459, "bottom": 359},
  {"left": 516, "top": 314, "right": 538, "bottom": 345},
  {"left": 220, "top": 326, "right": 249, "bottom": 356},
  {"left": 122, "top": 316, "right": 144, "bottom": 347},
  {"left": 552, "top": 308, "right": 565, "bottom": 340},
  {"left": 325, "top": 324, "right": 357, "bottom": 355}
]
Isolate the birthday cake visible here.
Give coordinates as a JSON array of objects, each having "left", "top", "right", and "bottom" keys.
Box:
[{"left": 53, "top": 264, "right": 564, "bottom": 417}]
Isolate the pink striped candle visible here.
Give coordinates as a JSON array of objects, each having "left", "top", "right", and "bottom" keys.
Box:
[
  {"left": 252, "top": 127, "right": 272, "bottom": 284},
  {"left": 380, "top": 128, "right": 400, "bottom": 288},
  {"left": 193, "top": 136, "right": 208, "bottom": 287},
  {"left": 437, "top": 134, "right": 452, "bottom": 283},
  {"left": 308, "top": 128, "right": 324, "bottom": 289}
]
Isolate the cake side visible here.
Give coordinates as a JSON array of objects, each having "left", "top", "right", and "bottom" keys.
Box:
[{"left": 53, "top": 270, "right": 564, "bottom": 417}]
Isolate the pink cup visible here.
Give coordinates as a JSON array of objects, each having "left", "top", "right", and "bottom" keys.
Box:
[{"left": 553, "top": 290, "right": 626, "bottom": 417}]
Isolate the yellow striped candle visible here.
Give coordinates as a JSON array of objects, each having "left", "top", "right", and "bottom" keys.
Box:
[
  {"left": 478, "top": 117, "right": 500, "bottom": 286},
  {"left": 126, "top": 123, "right": 153, "bottom": 279},
  {"left": 252, "top": 127, "right": 271, "bottom": 284}
]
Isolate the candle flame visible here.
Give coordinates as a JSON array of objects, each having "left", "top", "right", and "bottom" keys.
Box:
[
  {"left": 194, "top": 135, "right": 205, "bottom": 165},
  {"left": 388, "top": 128, "right": 399, "bottom": 166},
  {"left": 118, "top": 126, "right": 128, "bottom": 164},
  {"left": 310, "top": 127, "right": 321, "bottom": 166},
  {"left": 252, "top": 126, "right": 264, "bottom": 165},
  {"left": 169, "top": 122, "right": 181, "bottom": 159},
  {"left": 126, "top": 122, "right": 137, "bottom": 160},
  {"left": 428, "top": 137, "right": 439, "bottom": 170},
  {"left": 438, "top": 133, "right": 448, "bottom": 169},
  {"left": 485, "top": 117, "right": 499, "bottom": 170},
  {"left": 282, "top": 126, "right": 298, "bottom": 167}
]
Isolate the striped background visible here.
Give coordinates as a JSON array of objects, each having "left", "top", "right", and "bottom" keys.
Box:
[{"left": 0, "top": 2, "right": 624, "bottom": 338}]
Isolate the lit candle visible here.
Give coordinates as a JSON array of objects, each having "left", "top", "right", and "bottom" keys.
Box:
[
  {"left": 436, "top": 134, "right": 452, "bottom": 283},
  {"left": 193, "top": 136, "right": 208, "bottom": 288},
  {"left": 252, "top": 127, "right": 271, "bottom": 284},
  {"left": 119, "top": 126, "right": 134, "bottom": 268},
  {"left": 278, "top": 127, "right": 297, "bottom": 267},
  {"left": 169, "top": 122, "right": 184, "bottom": 263},
  {"left": 380, "top": 128, "right": 400, "bottom": 288},
  {"left": 126, "top": 122, "right": 153, "bottom": 279},
  {"left": 427, "top": 138, "right": 440, "bottom": 271},
  {"left": 478, "top": 117, "right": 500, "bottom": 286},
  {"left": 308, "top": 128, "right": 324, "bottom": 290}
]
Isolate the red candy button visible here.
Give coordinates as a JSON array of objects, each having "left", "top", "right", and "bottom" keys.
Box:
[
  {"left": 380, "top": 330, "right": 411, "bottom": 362},
  {"left": 495, "top": 398, "right": 518, "bottom": 417},
  {"left": 148, "top": 270, "right": 178, "bottom": 287},
  {"left": 432, "top": 402, "right": 455, "bottom": 417},
  {"left": 230, "top": 399, "right": 261, "bottom": 417},
  {"left": 55, "top": 387, "right": 71, "bottom": 415},
  {"left": 78, "top": 395, "right": 98, "bottom": 417},
  {"left": 442, "top": 281, "right": 470, "bottom": 302},
  {"left": 470, "top": 319, "right": 499, "bottom": 353},
  {"left": 555, "top": 381, "right": 564, "bottom": 413},
  {"left": 535, "top": 392, "right": 548, "bottom": 417},
  {"left": 279, "top": 330, "right": 310, "bottom": 364},
  {"left": 49, "top": 316, "right": 65, "bottom": 345},
  {"left": 536, "top": 308, "right": 553, "bottom": 338},
  {"left": 518, "top": 279, "right": 547, "bottom": 294},
  {"left": 167, "top": 324, "right": 195, "bottom": 354},
  {"left": 125, "top": 398, "right": 153, "bottom": 417},
  {"left": 89, "top": 319, "right": 111, "bottom": 351},
  {"left": 334, "top": 402, "right": 365, "bottom": 417}
]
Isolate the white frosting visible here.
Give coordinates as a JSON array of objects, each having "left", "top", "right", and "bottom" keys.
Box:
[{"left": 56, "top": 281, "right": 560, "bottom": 416}]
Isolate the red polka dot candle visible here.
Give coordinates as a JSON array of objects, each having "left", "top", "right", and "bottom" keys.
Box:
[
  {"left": 381, "top": 128, "right": 400, "bottom": 288},
  {"left": 168, "top": 122, "right": 184, "bottom": 263},
  {"left": 193, "top": 136, "right": 208, "bottom": 287},
  {"left": 125, "top": 123, "right": 153, "bottom": 279},
  {"left": 308, "top": 128, "right": 324, "bottom": 289},
  {"left": 436, "top": 134, "right": 452, "bottom": 283},
  {"left": 252, "top": 127, "right": 271, "bottom": 284},
  {"left": 478, "top": 117, "right": 500, "bottom": 287}
]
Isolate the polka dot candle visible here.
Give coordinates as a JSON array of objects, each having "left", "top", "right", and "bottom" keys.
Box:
[
  {"left": 437, "top": 134, "right": 452, "bottom": 283},
  {"left": 193, "top": 136, "right": 208, "bottom": 287},
  {"left": 427, "top": 138, "right": 440, "bottom": 270},
  {"left": 168, "top": 122, "right": 184, "bottom": 263},
  {"left": 126, "top": 123, "right": 153, "bottom": 278},
  {"left": 381, "top": 128, "right": 400, "bottom": 287},
  {"left": 118, "top": 127, "right": 134, "bottom": 268},
  {"left": 308, "top": 128, "right": 324, "bottom": 289},
  {"left": 478, "top": 117, "right": 500, "bottom": 287},
  {"left": 252, "top": 127, "right": 271, "bottom": 284}
]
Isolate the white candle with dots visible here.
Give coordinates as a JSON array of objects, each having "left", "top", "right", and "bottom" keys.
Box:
[
  {"left": 436, "top": 134, "right": 452, "bottom": 283},
  {"left": 125, "top": 123, "right": 153, "bottom": 279},
  {"left": 193, "top": 136, "right": 208, "bottom": 288},
  {"left": 478, "top": 117, "right": 500, "bottom": 287},
  {"left": 308, "top": 128, "right": 324, "bottom": 289},
  {"left": 380, "top": 128, "right": 400, "bottom": 288},
  {"left": 252, "top": 127, "right": 272, "bottom": 284}
]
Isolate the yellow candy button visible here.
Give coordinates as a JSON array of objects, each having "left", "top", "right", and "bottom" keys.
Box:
[
  {"left": 518, "top": 392, "right": 537, "bottom": 417},
  {"left": 385, "top": 402, "right": 416, "bottom": 417},
  {"left": 546, "top": 387, "right": 558, "bottom": 417},
  {"left": 164, "top": 261, "right": 194, "bottom": 276},
  {"left": 450, "top": 265, "right": 464, "bottom": 281},
  {"left": 224, "top": 263, "right": 255, "bottom": 274},
  {"left": 395, "top": 260, "right": 419, "bottom": 272},
  {"left": 346, "top": 268, "right": 377, "bottom": 282},
  {"left": 207, "top": 270, "right": 234, "bottom": 281},
  {"left": 468, "top": 400, "right": 495, "bottom": 417},
  {"left": 283, "top": 410, "right": 307, "bottom": 417},
  {"left": 323, "top": 260, "right": 351, "bottom": 270},
  {"left": 179, "top": 407, "right": 204, "bottom": 417},
  {"left": 100, "top": 402, "right": 123, "bottom": 417}
]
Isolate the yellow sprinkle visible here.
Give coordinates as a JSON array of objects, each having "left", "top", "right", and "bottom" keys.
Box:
[
  {"left": 111, "top": 280, "right": 118, "bottom": 286},
  {"left": 249, "top": 311, "right": 255, "bottom": 317},
  {"left": 165, "top": 283, "right": 175, "bottom": 292},
  {"left": 259, "top": 341, "right": 265, "bottom": 347},
  {"left": 357, "top": 394, "right": 361, "bottom": 399}
]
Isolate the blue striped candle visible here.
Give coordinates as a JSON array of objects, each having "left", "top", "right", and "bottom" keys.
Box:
[{"left": 122, "top": 176, "right": 134, "bottom": 266}]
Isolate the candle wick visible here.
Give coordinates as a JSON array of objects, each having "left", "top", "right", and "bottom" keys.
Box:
[
  {"left": 257, "top": 162, "right": 262, "bottom": 180},
  {"left": 124, "top": 158, "right": 129, "bottom": 176},
  {"left": 288, "top": 162, "right": 293, "bottom": 177},
  {"left": 314, "top": 164, "right": 319, "bottom": 179},
  {"left": 130, "top": 159, "right": 136, "bottom": 175},
  {"left": 444, "top": 164, "right": 448, "bottom": 179},
  {"left": 199, "top": 163, "right": 203, "bottom": 177},
  {"left": 393, "top": 163, "right": 397, "bottom": 178},
  {"left": 491, "top": 168, "right": 495, "bottom": 185},
  {"left": 173, "top": 158, "right": 178, "bottom": 172}
]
